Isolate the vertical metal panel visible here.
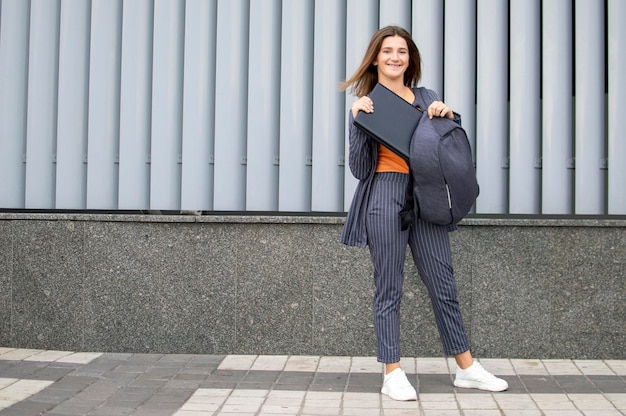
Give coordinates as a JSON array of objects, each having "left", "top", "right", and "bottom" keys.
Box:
[
  {"left": 150, "top": 0, "right": 184, "bottom": 210},
  {"left": 607, "top": 0, "right": 626, "bottom": 214},
  {"left": 509, "top": 0, "right": 540, "bottom": 214},
  {"left": 278, "top": 0, "right": 313, "bottom": 212},
  {"left": 56, "top": 0, "right": 90, "bottom": 209},
  {"left": 379, "top": 0, "right": 411, "bottom": 29},
  {"left": 181, "top": 0, "right": 217, "bottom": 211},
  {"left": 213, "top": 0, "right": 249, "bottom": 211},
  {"left": 86, "top": 0, "right": 122, "bottom": 209},
  {"left": 475, "top": 0, "right": 508, "bottom": 214},
  {"left": 412, "top": 0, "right": 443, "bottom": 94},
  {"left": 443, "top": 0, "right": 476, "bottom": 160},
  {"left": 118, "top": 0, "right": 153, "bottom": 210},
  {"left": 542, "top": 0, "right": 573, "bottom": 214},
  {"left": 245, "top": 0, "right": 280, "bottom": 211},
  {"left": 0, "top": 0, "right": 30, "bottom": 208},
  {"left": 343, "top": 0, "right": 378, "bottom": 211},
  {"left": 311, "top": 0, "right": 346, "bottom": 212},
  {"left": 0, "top": 0, "right": 621, "bottom": 216},
  {"left": 24, "top": 0, "right": 60, "bottom": 209},
  {"left": 574, "top": 0, "right": 605, "bottom": 214}
]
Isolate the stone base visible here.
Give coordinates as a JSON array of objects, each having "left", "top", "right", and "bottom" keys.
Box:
[{"left": 0, "top": 213, "right": 624, "bottom": 359}]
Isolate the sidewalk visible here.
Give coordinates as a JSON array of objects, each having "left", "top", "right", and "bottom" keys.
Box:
[{"left": 0, "top": 348, "right": 624, "bottom": 415}]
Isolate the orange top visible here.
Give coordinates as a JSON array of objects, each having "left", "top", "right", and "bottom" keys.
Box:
[{"left": 376, "top": 144, "right": 409, "bottom": 173}]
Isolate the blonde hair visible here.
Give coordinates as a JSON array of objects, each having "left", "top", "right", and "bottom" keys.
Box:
[{"left": 340, "top": 26, "right": 422, "bottom": 97}]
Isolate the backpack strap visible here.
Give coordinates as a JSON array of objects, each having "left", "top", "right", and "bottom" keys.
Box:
[
  {"left": 399, "top": 177, "right": 415, "bottom": 230},
  {"left": 399, "top": 87, "right": 428, "bottom": 230},
  {"left": 398, "top": 87, "right": 440, "bottom": 230}
]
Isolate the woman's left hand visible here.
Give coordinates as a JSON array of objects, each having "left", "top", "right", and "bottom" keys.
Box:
[{"left": 427, "top": 101, "right": 455, "bottom": 120}]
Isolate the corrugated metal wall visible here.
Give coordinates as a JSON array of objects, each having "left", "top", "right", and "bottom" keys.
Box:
[{"left": 1, "top": 0, "right": 624, "bottom": 215}]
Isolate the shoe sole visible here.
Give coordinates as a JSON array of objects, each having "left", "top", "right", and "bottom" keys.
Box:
[
  {"left": 381, "top": 387, "right": 417, "bottom": 401},
  {"left": 453, "top": 379, "right": 508, "bottom": 392}
]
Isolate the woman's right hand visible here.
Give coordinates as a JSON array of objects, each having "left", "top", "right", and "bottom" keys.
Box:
[{"left": 351, "top": 96, "right": 374, "bottom": 118}]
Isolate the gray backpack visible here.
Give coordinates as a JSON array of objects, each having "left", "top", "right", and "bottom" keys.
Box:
[{"left": 400, "top": 88, "right": 479, "bottom": 227}]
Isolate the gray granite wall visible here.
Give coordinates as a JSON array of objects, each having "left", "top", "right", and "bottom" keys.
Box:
[{"left": 0, "top": 213, "right": 624, "bottom": 359}]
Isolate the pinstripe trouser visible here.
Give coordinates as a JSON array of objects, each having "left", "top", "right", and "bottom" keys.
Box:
[{"left": 366, "top": 172, "right": 471, "bottom": 363}]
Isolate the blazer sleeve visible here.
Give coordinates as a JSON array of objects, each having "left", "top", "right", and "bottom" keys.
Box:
[{"left": 347, "top": 110, "right": 375, "bottom": 180}]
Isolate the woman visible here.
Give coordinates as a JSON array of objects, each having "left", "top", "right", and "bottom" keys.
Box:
[{"left": 340, "top": 26, "right": 508, "bottom": 401}]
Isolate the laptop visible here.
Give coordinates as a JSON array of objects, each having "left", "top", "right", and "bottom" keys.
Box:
[{"left": 354, "top": 83, "right": 421, "bottom": 161}]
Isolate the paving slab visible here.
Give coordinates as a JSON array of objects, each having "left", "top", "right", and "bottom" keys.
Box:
[{"left": 0, "top": 349, "right": 624, "bottom": 415}]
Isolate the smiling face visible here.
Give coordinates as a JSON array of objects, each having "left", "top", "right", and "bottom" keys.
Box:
[{"left": 373, "top": 35, "right": 409, "bottom": 85}]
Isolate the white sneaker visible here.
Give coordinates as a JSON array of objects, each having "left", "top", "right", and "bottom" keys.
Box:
[
  {"left": 453, "top": 360, "right": 509, "bottom": 391},
  {"left": 381, "top": 368, "right": 418, "bottom": 401}
]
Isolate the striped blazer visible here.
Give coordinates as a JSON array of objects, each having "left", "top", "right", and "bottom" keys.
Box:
[{"left": 339, "top": 87, "right": 446, "bottom": 248}]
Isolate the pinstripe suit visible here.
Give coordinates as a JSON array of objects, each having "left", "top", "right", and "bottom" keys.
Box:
[{"left": 340, "top": 88, "right": 471, "bottom": 362}]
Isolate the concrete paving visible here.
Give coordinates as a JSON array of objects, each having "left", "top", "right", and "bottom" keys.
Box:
[{"left": 0, "top": 348, "right": 624, "bottom": 415}]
